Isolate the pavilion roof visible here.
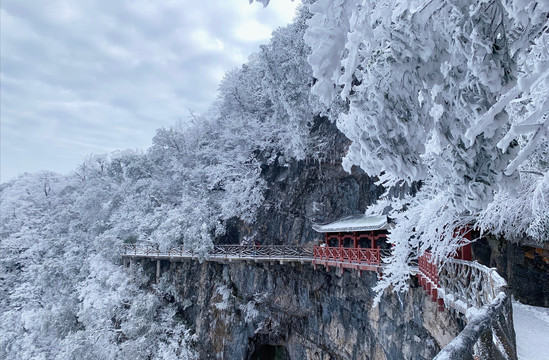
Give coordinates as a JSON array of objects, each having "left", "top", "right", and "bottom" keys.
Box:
[{"left": 312, "top": 215, "right": 390, "bottom": 233}]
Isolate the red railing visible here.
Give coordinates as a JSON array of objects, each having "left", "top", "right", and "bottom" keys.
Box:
[
  {"left": 417, "top": 251, "right": 443, "bottom": 308},
  {"left": 418, "top": 252, "right": 439, "bottom": 286},
  {"left": 313, "top": 246, "right": 381, "bottom": 265}
]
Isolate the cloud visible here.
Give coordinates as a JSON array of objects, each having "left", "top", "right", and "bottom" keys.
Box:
[
  {"left": 234, "top": 20, "right": 274, "bottom": 42},
  {"left": 0, "top": 0, "right": 301, "bottom": 183}
]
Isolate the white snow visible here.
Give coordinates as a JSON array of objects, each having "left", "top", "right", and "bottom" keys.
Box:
[
  {"left": 513, "top": 300, "right": 549, "bottom": 360},
  {"left": 312, "top": 215, "right": 389, "bottom": 233},
  {"left": 213, "top": 285, "right": 232, "bottom": 311}
]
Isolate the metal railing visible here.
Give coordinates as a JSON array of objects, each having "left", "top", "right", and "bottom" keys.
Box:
[
  {"left": 123, "top": 243, "right": 393, "bottom": 268},
  {"left": 210, "top": 244, "right": 313, "bottom": 260},
  {"left": 122, "top": 244, "right": 313, "bottom": 262},
  {"left": 123, "top": 243, "right": 162, "bottom": 256}
]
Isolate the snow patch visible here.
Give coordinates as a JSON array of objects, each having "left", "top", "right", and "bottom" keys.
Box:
[{"left": 513, "top": 300, "right": 549, "bottom": 360}]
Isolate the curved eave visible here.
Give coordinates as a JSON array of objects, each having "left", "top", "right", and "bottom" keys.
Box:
[{"left": 312, "top": 215, "right": 390, "bottom": 233}]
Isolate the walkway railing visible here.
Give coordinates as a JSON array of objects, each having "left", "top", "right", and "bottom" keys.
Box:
[
  {"left": 438, "top": 259, "right": 505, "bottom": 312},
  {"left": 210, "top": 244, "right": 313, "bottom": 260},
  {"left": 417, "top": 252, "right": 443, "bottom": 308},
  {"left": 123, "top": 243, "right": 390, "bottom": 273},
  {"left": 124, "top": 243, "right": 165, "bottom": 257},
  {"left": 123, "top": 243, "right": 516, "bottom": 359},
  {"left": 122, "top": 244, "right": 314, "bottom": 262},
  {"left": 417, "top": 254, "right": 517, "bottom": 360}
]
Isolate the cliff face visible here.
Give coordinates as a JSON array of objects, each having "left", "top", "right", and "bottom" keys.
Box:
[
  {"left": 142, "top": 118, "right": 546, "bottom": 359},
  {"left": 164, "top": 261, "right": 461, "bottom": 360},
  {"left": 222, "top": 117, "right": 385, "bottom": 247},
  {"left": 155, "top": 119, "right": 462, "bottom": 359},
  {"left": 472, "top": 236, "right": 549, "bottom": 307}
]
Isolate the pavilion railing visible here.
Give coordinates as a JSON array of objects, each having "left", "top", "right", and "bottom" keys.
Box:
[
  {"left": 418, "top": 252, "right": 438, "bottom": 286},
  {"left": 313, "top": 246, "right": 391, "bottom": 266},
  {"left": 417, "top": 252, "right": 442, "bottom": 304}
]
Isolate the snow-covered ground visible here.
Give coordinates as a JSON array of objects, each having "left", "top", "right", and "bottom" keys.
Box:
[{"left": 513, "top": 300, "right": 549, "bottom": 360}]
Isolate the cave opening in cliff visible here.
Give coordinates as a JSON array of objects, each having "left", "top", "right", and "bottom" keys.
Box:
[{"left": 249, "top": 344, "right": 289, "bottom": 360}]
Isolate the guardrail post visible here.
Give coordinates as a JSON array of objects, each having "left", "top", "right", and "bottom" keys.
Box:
[
  {"left": 156, "top": 260, "right": 161, "bottom": 284},
  {"left": 493, "top": 289, "right": 518, "bottom": 360},
  {"left": 474, "top": 329, "right": 494, "bottom": 360}
]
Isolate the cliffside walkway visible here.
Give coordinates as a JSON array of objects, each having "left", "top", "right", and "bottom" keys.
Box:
[
  {"left": 123, "top": 243, "right": 315, "bottom": 264},
  {"left": 123, "top": 243, "right": 517, "bottom": 359},
  {"left": 123, "top": 243, "right": 391, "bottom": 270}
]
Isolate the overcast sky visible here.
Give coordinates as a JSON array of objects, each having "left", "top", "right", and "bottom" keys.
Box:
[{"left": 0, "top": 0, "right": 301, "bottom": 183}]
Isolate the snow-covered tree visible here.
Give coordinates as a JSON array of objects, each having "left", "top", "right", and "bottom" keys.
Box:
[
  {"left": 0, "top": 168, "right": 197, "bottom": 359},
  {"left": 0, "top": 8, "right": 326, "bottom": 357},
  {"left": 304, "top": 0, "right": 548, "bottom": 297}
]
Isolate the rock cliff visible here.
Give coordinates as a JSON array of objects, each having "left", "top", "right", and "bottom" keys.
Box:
[
  {"left": 160, "top": 261, "right": 462, "bottom": 360},
  {"left": 472, "top": 236, "right": 549, "bottom": 307},
  {"left": 152, "top": 118, "right": 463, "bottom": 359}
]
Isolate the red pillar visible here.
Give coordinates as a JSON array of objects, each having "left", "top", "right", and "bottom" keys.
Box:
[
  {"left": 437, "top": 298, "right": 445, "bottom": 312},
  {"left": 456, "top": 226, "right": 472, "bottom": 261},
  {"left": 460, "top": 243, "right": 472, "bottom": 261}
]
